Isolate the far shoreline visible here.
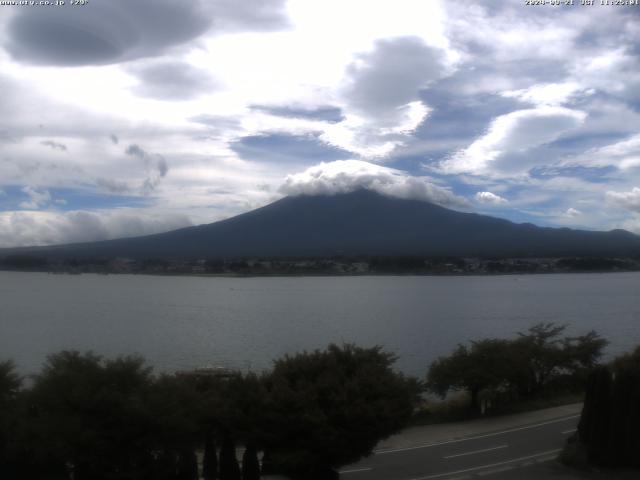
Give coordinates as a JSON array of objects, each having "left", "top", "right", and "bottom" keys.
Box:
[{"left": 2, "top": 268, "right": 640, "bottom": 279}]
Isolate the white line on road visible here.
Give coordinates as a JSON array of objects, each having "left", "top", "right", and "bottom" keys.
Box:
[
  {"left": 408, "top": 449, "right": 562, "bottom": 480},
  {"left": 561, "top": 429, "right": 577, "bottom": 434},
  {"left": 443, "top": 444, "right": 508, "bottom": 459},
  {"left": 339, "top": 467, "right": 373, "bottom": 474},
  {"left": 375, "top": 415, "right": 579, "bottom": 455}
]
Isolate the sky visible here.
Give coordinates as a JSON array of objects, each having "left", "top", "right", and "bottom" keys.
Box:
[{"left": 0, "top": 0, "right": 639, "bottom": 247}]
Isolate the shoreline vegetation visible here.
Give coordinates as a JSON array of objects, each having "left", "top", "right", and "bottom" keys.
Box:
[
  {"left": 2, "top": 254, "right": 640, "bottom": 277},
  {"left": 2, "top": 323, "right": 636, "bottom": 479}
]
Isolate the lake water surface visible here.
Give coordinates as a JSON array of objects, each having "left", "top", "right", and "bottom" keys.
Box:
[{"left": 1, "top": 271, "right": 639, "bottom": 377}]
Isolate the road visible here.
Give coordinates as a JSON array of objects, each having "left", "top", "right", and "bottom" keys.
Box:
[{"left": 339, "top": 412, "right": 580, "bottom": 480}]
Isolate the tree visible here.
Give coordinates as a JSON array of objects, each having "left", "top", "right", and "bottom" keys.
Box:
[
  {"left": 260, "top": 344, "right": 420, "bottom": 479},
  {"left": 427, "top": 340, "right": 518, "bottom": 413},
  {"left": 0, "top": 360, "right": 21, "bottom": 402},
  {"left": 219, "top": 433, "right": 241, "bottom": 480},
  {"left": 241, "top": 443, "right": 260, "bottom": 480},
  {"left": 573, "top": 346, "right": 640, "bottom": 468},
  {"left": 427, "top": 323, "right": 608, "bottom": 412},
  {"left": 176, "top": 448, "right": 199, "bottom": 480},
  {"left": 514, "top": 323, "right": 567, "bottom": 394},
  {"left": 0, "top": 361, "right": 23, "bottom": 478},
  {"left": 26, "top": 351, "right": 156, "bottom": 480},
  {"left": 202, "top": 430, "right": 218, "bottom": 480}
]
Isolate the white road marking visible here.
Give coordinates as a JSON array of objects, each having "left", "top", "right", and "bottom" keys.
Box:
[
  {"left": 561, "top": 429, "right": 577, "bottom": 434},
  {"left": 408, "top": 449, "right": 562, "bottom": 480},
  {"left": 375, "top": 415, "right": 579, "bottom": 455},
  {"left": 443, "top": 445, "right": 508, "bottom": 459},
  {"left": 340, "top": 467, "right": 373, "bottom": 474}
]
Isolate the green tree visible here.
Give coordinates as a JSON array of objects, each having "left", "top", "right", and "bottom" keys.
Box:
[
  {"left": 260, "top": 344, "right": 420, "bottom": 479},
  {"left": 514, "top": 323, "right": 567, "bottom": 394},
  {"left": 427, "top": 323, "right": 608, "bottom": 412},
  {"left": 427, "top": 339, "right": 517, "bottom": 413},
  {"left": 27, "top": 351, "right": 155, "bottom": 480}
]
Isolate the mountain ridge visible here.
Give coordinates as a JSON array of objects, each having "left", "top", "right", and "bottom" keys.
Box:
[{"left": 2, "top": 190, "right": 640, "bottom": 260}]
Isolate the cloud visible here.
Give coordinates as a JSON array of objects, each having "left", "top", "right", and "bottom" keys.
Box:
[
  {"left": 128, "top": 61, "right": 218, "bottom": 100},
  {"left": 438, "top": 107, "right": 587, "bottom": 176},
  {"left": 502, "top": 82, "right": 588, "bottom": 107},
  {"left": 607, "top": 187, "right": 640, "bottom": 213},
  {"left": 124, "top": 144, "right": 170, "bottom": 194},
  {"left": 201, "top": 0, "right": 290, "bottom": 33},
  {"left": 279, "top": 159, "right": 468, "bottom": 208},
  {"left": 564, "top": 207, "right": 582, "bottom": 218},
  {"left": 19, "top": 186, "right": 52, "bottom": 210},
  {"left": 125, "top": 144, "right": 147, "bottom": 159},
  {"left": 566, "top": 133, "right": 640, "bottom": 171},
  {"left": 5, "top": 0, "right": 211, "bottom": 66},
  {"left": 250, "top": 105, "right": 345, "bottom": 123},
  {"left": 231, "top": 133, "right": 351, "bottom": 164},
  {"left": 342, "top": 37, "right": 447, "bottom": 120},
  {"left": 317, "top": 36, "right": 450, "bottom": 158},
  {"left": 40, "top": 140, "right": 68, "bottom": 152},
  {"left": 0, "top": 209, "right": 192, "bottom": 248},
  {"left": 141, "top": 155, "right": 169, "bottom": 195},
  {"left": 95, "top": 178, "right": 131, "bottom": 194},
  {"left": 4, "top": 0, "right": 289, "bottom": 66},
  {"left": 475, "top": 191, "right": 508, "bottom": 205}
]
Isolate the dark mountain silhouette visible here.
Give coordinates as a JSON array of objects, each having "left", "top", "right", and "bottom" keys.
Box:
[{"left": 4, "top": 190, "right": 640, "bottom": 259}]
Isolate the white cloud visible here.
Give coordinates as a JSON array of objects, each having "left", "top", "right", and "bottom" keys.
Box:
[
  {"left": 475, "top": 191, "right": 508, "bottom": 205},
  {"left": 502, "top": 82, "right": 588, "bottom": 107},
  {"left": 438, "top": 107, "right": 587, "bottom": 176},
  {"left": 315, "top": 36, "right": 451, "bottom": 159},
  {"left": 279, "top": 159, "right": 468, "bottom": 208},
  {"left": 19, "top": 186, "right": 52, "bottom": 210},
  {"left": 620, "top": 217, "right": 640, "bottom": 235},
  {"left": 566, "top": 133, "right": 640, "bottom": 170},
  {"left": 0, "top": 209, "right": 192, "bottom": 248},
  {"left": 607, "top": 187, "right": 640, "bottom": 213},
  {"left": 564, "top": 207, "right": 582, "bottom": 218}
]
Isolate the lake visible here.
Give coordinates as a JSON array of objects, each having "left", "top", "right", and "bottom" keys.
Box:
[{"left": 1, "top": 271, "right": 639, "bottom": 377}]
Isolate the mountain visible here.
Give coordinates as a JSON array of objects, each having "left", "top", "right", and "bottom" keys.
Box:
[{"left": 4, "top": 190, "right": 640, "bottom": 260}]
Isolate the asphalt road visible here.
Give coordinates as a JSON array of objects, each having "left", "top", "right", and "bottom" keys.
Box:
[{"left": 339, "top": 414, "right": 580, "bottom": 480}]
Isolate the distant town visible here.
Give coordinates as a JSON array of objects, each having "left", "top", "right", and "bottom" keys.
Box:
[{"left": 2, "top": 254, "right": 640, "bottom": 276}]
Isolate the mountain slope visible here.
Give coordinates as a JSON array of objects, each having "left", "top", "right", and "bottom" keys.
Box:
[{"left": 4, "top": 190, "right": 640, "bottom": 259}]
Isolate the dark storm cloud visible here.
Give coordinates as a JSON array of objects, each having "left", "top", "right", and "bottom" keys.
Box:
[
  {"left": 129, "top": 61, "right": 217, "bottom": 100},
  {"left": 231, "top": 133, "right": 352, "bottom": 164},
  {"left": 40, "top": 140, "right": 68, "bottom": 152},
  {"left": 4, "top": 0, "right": 289, "bottom": 66},
  {"left": 250, "top": 105, "right": 345, "bottom": 123}
]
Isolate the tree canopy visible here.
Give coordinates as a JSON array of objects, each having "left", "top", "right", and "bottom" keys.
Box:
[
  {"left": 259, "top": 344, "right": 421, "bottom": 478},
  {"left": 0, "top": 345, "right": 420, "bottom": 480},
  {"left": 427, "top": 323, "right": 608, "bottom": 412}
]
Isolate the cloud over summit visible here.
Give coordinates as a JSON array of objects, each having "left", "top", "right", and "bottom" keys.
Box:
[{"left": 279, "top": 160, "right": 468, "bottom": 208}]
